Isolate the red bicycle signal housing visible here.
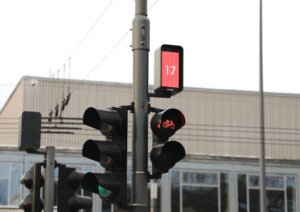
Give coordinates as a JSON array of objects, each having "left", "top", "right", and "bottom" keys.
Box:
[{"left": 151, "top": 108, "right": 185, "bottom": 139}]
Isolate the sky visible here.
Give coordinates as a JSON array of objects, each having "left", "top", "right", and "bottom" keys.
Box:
[{"left": 0, "top": 0, "right": 300, "bottom": 110}]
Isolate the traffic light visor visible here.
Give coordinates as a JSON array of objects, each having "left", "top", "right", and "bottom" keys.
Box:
[
  {"left": 151, "top": 108, "right": 185, "bottom": 138},
  {"left": 20, "top": 166, "right": 44, "bottom": 189},
  {"left": 82, "top": 140, "right": 121, "bottom": 168},
  {"left": 83, "top": 107, "right": 121, "bottom": 137},
  {"left": 19, "top": 194, "right": 32, "bottom": 211},
  {"left": 20, "top": 167, "right": 34, "bottom": 189},
  {"left": 151, "top": 140, "right": 186, "bottom": 173},
  {"left": 82, "top": 173, "right": 119, "bottom": 201}
]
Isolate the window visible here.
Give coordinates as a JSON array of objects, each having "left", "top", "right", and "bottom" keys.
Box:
[
  {"left": 0, "top": 162, "right": 22, "bottom": 207},
  {"left": 238, "top": 174, "right": 296, "bottom": 212},
  {"left": 171, "top": 171, "right": 230, "bottom": 212}
]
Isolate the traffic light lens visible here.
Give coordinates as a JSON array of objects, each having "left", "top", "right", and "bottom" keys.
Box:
[
  {"left": 83, "top": 107, "right": 121, "bottom": 137},
  {"left": 151, "top": 140, "right": 186, "bottom": 173},
  {"left": 151, "top": 108, "right": 185, "bottom": 138},
  {"left": 82, "top": 140, "right": 120, "bottom": 169},
  {"left": 98, "top": 185, "right": 113, "bottom": 199},
  {"left": 100, "top": 155, "right": 113, "bottom": 168},
  {"left": 100, "top": 123, "right": 114, "bottom": 136}
]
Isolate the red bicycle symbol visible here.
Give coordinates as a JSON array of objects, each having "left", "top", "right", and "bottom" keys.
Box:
[{"left": 157, "top": 119, "right": 175, "bottom": 130}]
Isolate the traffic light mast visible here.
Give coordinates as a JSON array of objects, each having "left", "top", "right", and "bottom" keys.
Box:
[
  {"left": 132, "top": 1, "right": 185, "bottom": 211},
  {"left": 132, "top": 0, "right": 150, "bottom": 211}
]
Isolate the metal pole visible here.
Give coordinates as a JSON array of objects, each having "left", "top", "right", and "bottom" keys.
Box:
[
  {"left": 32, "top": 163, "right": 43, "bottom": 212},
  {"left": 44, "top": 146, "right": 55, "bottom": 212},
  {"left": 150, "top": 180, "right": 158, "bottom": 212},
  {"left": 132, "top": 0, "right": 150, "bottom": 211},
  {"left": 259, "top": 0, "right": 266, "bottom": 211}
]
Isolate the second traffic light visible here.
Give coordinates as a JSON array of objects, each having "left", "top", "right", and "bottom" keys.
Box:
[
  {"left": 20, "top": 163, "right": 44, "bottom": 212},
  {"left": 150, "top": 108, "right": 186, "bottom": 174},
  {"left": 57, "top": 164, "right": 92, "bottom": 212},
  {"left": 81, "top": 107, "right": 128, "bottom": 209}
]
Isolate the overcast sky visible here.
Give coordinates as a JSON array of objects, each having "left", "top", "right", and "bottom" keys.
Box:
[{"left": 0, "top": 0, "right": 300, "bottom": 110}]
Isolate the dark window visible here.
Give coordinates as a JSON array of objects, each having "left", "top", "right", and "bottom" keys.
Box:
[
  {"left": 220, "top": 173, "right": 229, "bottom": 212},
  {"left": 180, "top": 172, "right": 230, "bottom": 212},
  {"left": 239, "top": 174, "right": 296, "bottom": 212},
  {"left": 182, "top": 186, "right": 218, "bottom": 212},
  {"left": 249, "top": 189, "right": 259, "bottom": 212},
  {"left": 266, "top": 190, "right": 284, "bottom": 212},
  {"left": 238, "top": 174, "right": 247, "bottom": 212},
  {"left": 286, "top": 176, "right": 296, "bottom": 212}
]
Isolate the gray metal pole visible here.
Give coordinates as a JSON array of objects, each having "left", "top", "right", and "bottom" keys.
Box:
[
  {"left": 132, "top": 0, "right": 150, "bottom": 211},
  {"left": 150, "top": 180, "right": 158, "bottom": 212},
  {"left": 259, "top": 0, "right": 266, "bottom": 211},
  {"left": 44, "top": 146, "right": 55, "bottom": 212}
]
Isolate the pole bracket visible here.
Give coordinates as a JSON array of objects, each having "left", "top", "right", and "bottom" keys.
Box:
[
  {"left": 149, "top": 106, "right": 163, "bottom": 113},
  {"left": 147, "top": 172, "right": 162, "bottom": 181},
  {"left": 149, "top": 91, "right": 172, "bottom": 99},
  {"left": 121, "top": 102, "right": 134, "bottom": 113}
]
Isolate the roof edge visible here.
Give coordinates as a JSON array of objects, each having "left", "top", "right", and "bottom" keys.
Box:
[
  {"left": 21, "top": 75, "right": 300, "bottom": 97},
  {"left": 2, "top": 75, "right": 300, "bottom": 115}
]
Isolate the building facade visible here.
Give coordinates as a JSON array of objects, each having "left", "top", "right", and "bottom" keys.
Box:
[{"left": 1, "top": 76, "right": 300, "bottom": 211}]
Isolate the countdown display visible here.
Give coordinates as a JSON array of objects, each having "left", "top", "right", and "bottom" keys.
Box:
[
  {"left": 154, "top": 44, "right": 183, "bottom": 96},
  {"left": 161, "top": 51, "right": 180, "bottom": 89}
]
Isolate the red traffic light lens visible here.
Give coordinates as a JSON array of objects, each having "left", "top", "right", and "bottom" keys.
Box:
[{"left": 151, "top": 108, "right": 185, "bottom": 138}]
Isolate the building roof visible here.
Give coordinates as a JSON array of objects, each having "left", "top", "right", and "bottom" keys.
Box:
[{"left": 3, "top": 75, "right": 300, "bottom": 114}]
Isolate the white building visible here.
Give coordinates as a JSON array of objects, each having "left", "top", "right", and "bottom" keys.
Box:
[{"left": 1, "top": 76, "right": 300, "bottom": 212}]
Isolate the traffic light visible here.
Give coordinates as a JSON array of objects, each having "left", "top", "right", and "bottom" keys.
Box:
[
  {"left": 57, "top": 164, "right": 92, "bottom": 212},
  {"left": 150, "top": 108, "right": 186, "bottom": 174},
  {"left": 18, "top": 111, "right": 41, "bottom": 152},
  {"left": 81, "top": 107, "right": 128, "bottom": 209},
  {"left": 20, "top": 163, "right": 44, "bottom": 212}
]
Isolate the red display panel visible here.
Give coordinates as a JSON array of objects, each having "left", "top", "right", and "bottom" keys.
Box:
[{"left": 161, "top": 51, "right": 180, "bottom": 89}]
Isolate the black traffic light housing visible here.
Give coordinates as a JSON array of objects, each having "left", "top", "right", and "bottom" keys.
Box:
[
  {"left": 57, "top": 164, "right": 92, "bottom": 212},
  {"left": 18, "top": 111, "right": 41, "bottom": 152},
  {"left": 150, "top": 108, "right": 186, "bottom": 175},
  {"left": 81, "top": 107, "right": 128, "bottom": 209},
  {"left": 20, "top": 163, "right": 44, "bottom": 212}
]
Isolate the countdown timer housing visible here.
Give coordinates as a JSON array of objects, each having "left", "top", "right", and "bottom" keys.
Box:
[{"left": 154, "top": 44, "right": 183, "bottom": 96}]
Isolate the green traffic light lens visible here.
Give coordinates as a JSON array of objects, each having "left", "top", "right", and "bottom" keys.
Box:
[{"left": 98, "top": 185, "right": 113, "bottom": 199}]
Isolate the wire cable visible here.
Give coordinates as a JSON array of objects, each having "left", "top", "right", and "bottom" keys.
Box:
[
  {"left": 82, "top": 29, "right": 131, "bottom": 81},
  {"left": 51, "top": 0, "right": 116, "bottom": 78},
  {"left": 56, "top": 0, "right": 161, "bottom": 82},
  {"left": 148, "top": 0, "right": 160, "bottom": 12},
  {"left": 69, "top": 0, "right": 116, "bottom": 59}
]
